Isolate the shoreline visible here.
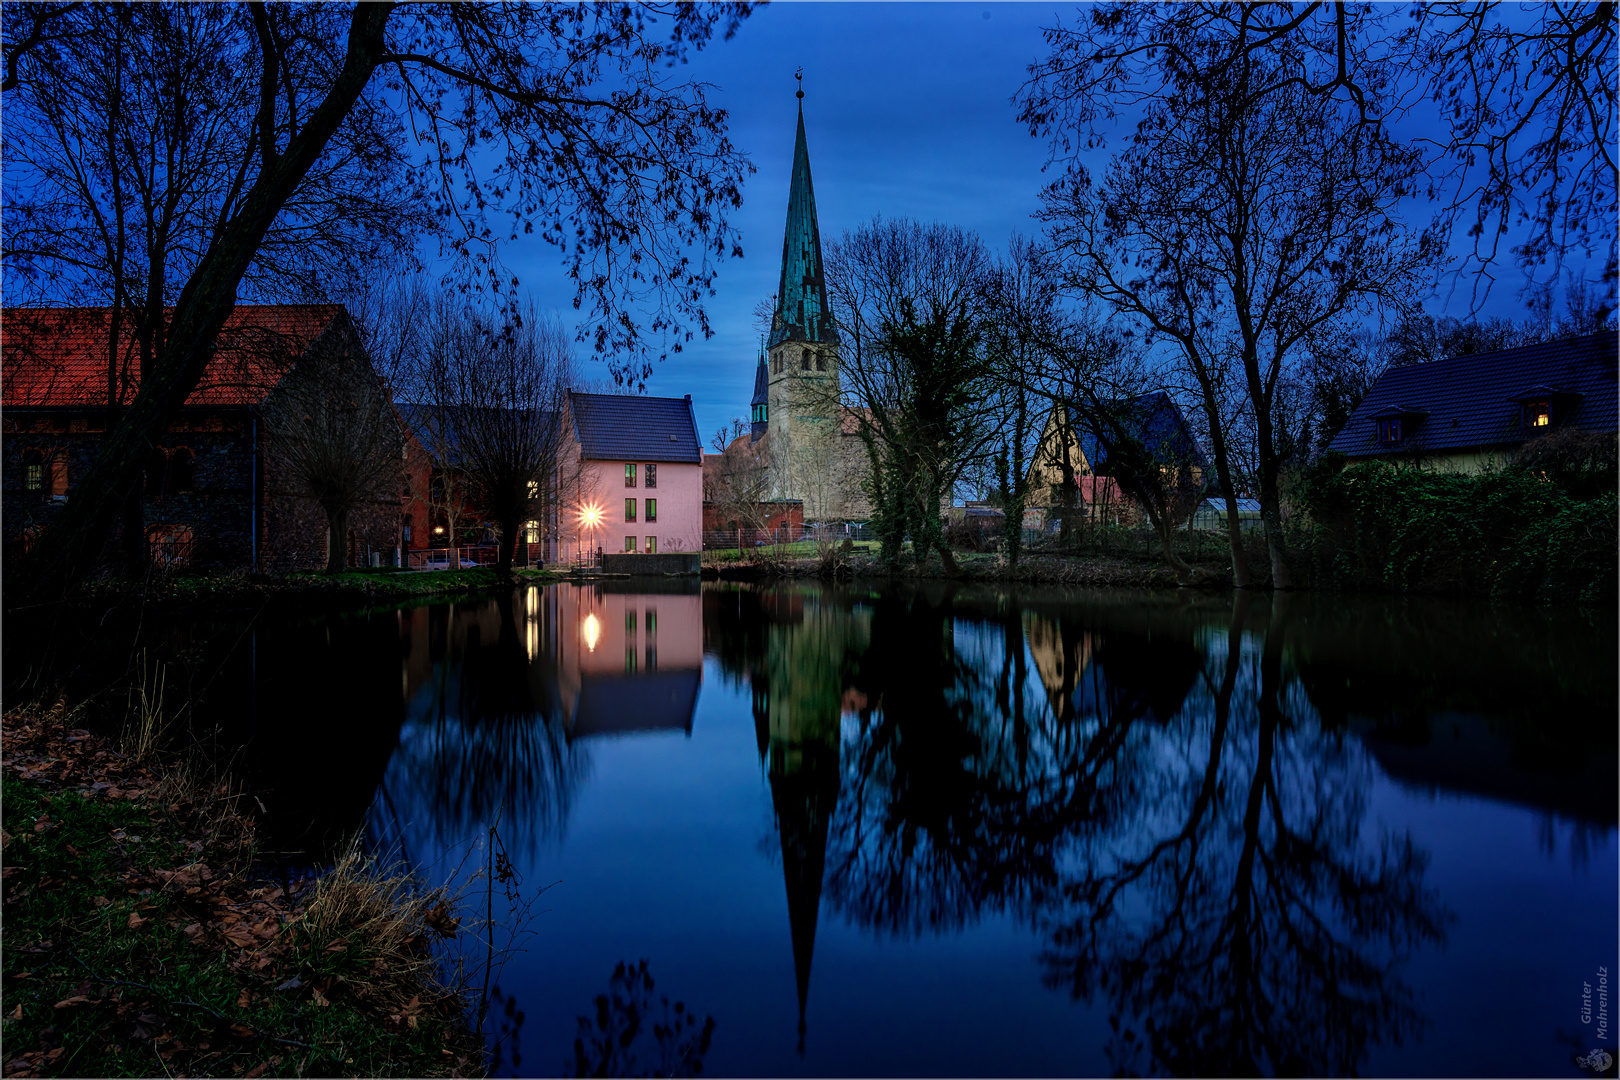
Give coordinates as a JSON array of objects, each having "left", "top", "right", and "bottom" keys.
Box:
[{"left": 0, "top": 709, "right": 483, "bottom": 1079}]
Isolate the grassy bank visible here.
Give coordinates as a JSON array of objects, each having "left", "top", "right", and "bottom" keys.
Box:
[{"left": 1, "top": 710, "right": 481, "bottom": 1078}]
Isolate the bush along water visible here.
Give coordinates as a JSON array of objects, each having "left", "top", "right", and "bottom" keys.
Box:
[{"left": 1297, "top": 454, "right": 1618, "bottom": 604}]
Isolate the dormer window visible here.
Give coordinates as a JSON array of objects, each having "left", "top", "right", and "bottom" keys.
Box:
[
  {"left": 1526, "top": 400, "right": 1552, "bottom": 428},
  {"left": 1510, "top": 385, "right": 1581, "bottom": 432},
  {"left": 1377, "top": 417, "right": 1403, "bottom": 444}
]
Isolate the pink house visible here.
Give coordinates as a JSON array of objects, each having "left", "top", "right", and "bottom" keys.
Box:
[{"left": 561, "top": 391, "right": 704, "bottom": 561}]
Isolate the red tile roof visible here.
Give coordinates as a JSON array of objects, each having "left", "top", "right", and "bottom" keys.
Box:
[{"left": 2, "top": 305, "right": 345, "bottom": 409}]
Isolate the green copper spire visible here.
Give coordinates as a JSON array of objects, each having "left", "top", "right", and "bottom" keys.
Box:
[{"left": 768, "top": 75, "right": 838, "bottom": 349}]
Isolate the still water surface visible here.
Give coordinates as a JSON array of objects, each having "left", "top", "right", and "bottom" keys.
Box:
[{"left": 23, "top": 582, "right": 1620, "bottom": 1077}]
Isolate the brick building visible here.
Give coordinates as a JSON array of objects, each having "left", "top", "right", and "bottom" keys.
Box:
[{"left": 2, "top": 305, "right": 405, "bottom": 571}]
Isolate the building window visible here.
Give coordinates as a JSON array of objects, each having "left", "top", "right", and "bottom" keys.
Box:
[
  {"left": 47, "top": 452, "right": 68, "bottom": 500},
  {"left": 402, "top": 523, "right": 413, "bottom": 545},
  {"left": 625, "top": 463, "right": 637, "bottom": 487},
  {"left": 645, "top": 535, "right": 657, "bottom": 554},
  {"left": 624, "top": 535, "right": 637, "bottom": 553},
  {"left": 167, "top": 447, "right": 194, "bottom": 493},
  {"left": 645, "top": 498, "right": 657, "bottom": 522},
  {"left": 800, "top": 349, "right": 811, "bottom": 371},
  {"left": 624, "top": 497, "right": 636, "bottom": 522},
  {"left": 1376, "top": 418, "right": 1403, "bottom": 445},
  {"left": 626, "top": 609, "right": 637, "bottom": 634},
  {"left": 645, "top": 463, "right": 656, "bottom": 489},
  {"left": 1526, "top": 400, "right": 1552, "bottom": 429},
  {"left": 22, "top": 449, "right": 43, "bottom": 491},
  {"left": 816, "top": 353, "right": 826, "bottom": 372},
  {"left": 522, "top": 520, "right": 539, "bottom": 544},
  {"left": 147, "top": 524, "right": 194, "bottom": 567}
]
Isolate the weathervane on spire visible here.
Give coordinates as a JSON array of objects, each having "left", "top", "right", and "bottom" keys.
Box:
[{"left": 795, "top": 67, "right": 804, "bottom": 99}]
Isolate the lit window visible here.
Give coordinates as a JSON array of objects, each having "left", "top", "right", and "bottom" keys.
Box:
[
  {"left": 22, "top": 449, "right": 43, "bottom": 491},
  {"left": 147, "top": 524, "right": 194, "bottom": 566},
  {"left": 645, "top": 464, "right": 657, "bottom": 489},
  {"left": 645, "top": 498, "right": 657, "bottom": 522},
  {"left": 1376, "top": 418, "right": 1403, "bottom": 445},
  {"left": 624, "top": 497, "right": 636, "bottom": 522},
  {"left": 625, "top": 463, "right": 637, "bottom": 487},
  {"left": 522, "top": 520, "right": 539, "bottom": 544},
  {"left": 645, "top": 535, "right": 657, "bottom": 554},
  {"left": 625, "top": 535, "right": 637, "bottom": 553},
  {"left": 1527, "top": 400, "right": 1552, "bottom": 428}
]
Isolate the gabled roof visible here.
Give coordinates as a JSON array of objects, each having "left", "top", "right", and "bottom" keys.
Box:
[
  {"left": 1076, "top": 392, "right": 1206, "bottom": 472},
  {"left": 1326, "top": 330, "right": 1619, "bottom": 458},
  {"left": 568, "top": 391, "right": 702, "bottom": 463},
  {"left": 768, "top": 97, "right": 839, "bottom": 349},
  {"left": 1, "top": 305, "right": 346, "bottom": 408}
]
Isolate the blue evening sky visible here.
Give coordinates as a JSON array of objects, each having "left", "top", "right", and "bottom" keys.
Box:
[
  {"left": 507, "top": 2, "right": 1063, "bottom": 443},
  {"left": 494, "top": 2, "right": 1573, "bottom": 445}
]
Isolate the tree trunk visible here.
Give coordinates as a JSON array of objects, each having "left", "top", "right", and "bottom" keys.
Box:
[
  {"left": 11, "top": 4, "right": 394, "bottom": 605},
  {"left": 495, "top": 515, "right": 519, "bottom": 581},
  {"left": 325, "top": 506, "right": 349, "bottom": 573}
]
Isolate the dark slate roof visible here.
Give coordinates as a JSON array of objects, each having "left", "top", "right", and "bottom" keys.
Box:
[
  {"left": 767, "top": 98, "right": 839, "bottom": 348},
  {"left": 1326, "top": 330, "right": 1619, "bottom": 458},
  {"left": 750, "top": 352, "right": 769, "bottom": 408},
  {"left": 569, "top": 391, "right": 702, "bottom": 463},
  {"left": 570, "top": 668, "right": 701, "bottom": 739},
  {"left": 1076, "top": 392, "right": 1206, "bottom": 472},
  {"left": 395, "top": 403, "right": 558, "bottom": 467}
]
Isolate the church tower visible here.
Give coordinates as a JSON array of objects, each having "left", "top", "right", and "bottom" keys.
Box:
[
  {"left": 749, "top": 337, "right": 769, "bottom": 439},
  {"left": 766, "top": 76, "right": 843, "bottom": 516}
]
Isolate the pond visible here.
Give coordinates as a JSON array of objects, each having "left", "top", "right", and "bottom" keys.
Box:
[{"left": 11, "top": 582, "right": 1617, "bottom": 1077}]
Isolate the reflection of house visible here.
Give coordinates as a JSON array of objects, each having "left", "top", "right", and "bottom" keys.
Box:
[
  {"left": 1325, "top": 331, "right": 1619, "bottom": 471},
  {"left": 565, "top": 392, "right": 703, "bottom": 560},
  {"left": 550, "top": 581, "right": 704, "bottom": 740},
  {"left": 2, "top": 304, "right": 401, "bottom": 569}
]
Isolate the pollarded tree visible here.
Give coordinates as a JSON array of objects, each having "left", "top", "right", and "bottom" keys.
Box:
[
  {"left": 2, "top": 2, "right": 755, "bottom": 601},
  {"left": 261, "top": 329, "right": 403, "bottom": 573},
  {"left": 1037, "top": 38, "right": 1443, "bottom": 588},
  {"left": 415, "top": 301, "right": 576, "bottom": 580}
]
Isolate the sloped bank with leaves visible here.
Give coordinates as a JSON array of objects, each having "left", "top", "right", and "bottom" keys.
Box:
[{"left": 0, "top": 709, "right": 482, "bottom": 1078}]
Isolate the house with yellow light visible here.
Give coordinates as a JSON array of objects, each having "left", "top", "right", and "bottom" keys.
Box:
[
  {"left": 563, "top": 391, "right": 704, "bottom": 562},
  {"left": 1325, "top": 331, "right": 1618, "bottom": 471}
]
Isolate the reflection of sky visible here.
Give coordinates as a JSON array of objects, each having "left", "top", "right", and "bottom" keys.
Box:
[{"left": 354, "top": 585, "right": 1615, "bottom": 1078}]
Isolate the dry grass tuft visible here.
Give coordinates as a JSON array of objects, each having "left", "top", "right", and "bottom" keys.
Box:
[{"left": 290, "top": 843, "right": 468, "bottom": 1018}]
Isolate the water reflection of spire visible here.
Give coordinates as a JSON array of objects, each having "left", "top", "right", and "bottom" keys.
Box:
[{"left": 755, "top": 592, "right": 867, "bottom": 1055}]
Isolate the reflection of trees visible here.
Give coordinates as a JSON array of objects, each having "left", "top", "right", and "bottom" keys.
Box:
[
  {"left": 368, "top": 594, "right": 587, "bottom": 869},
  {"left": 824, "top": 589, "right": 1203, "bottom": 938},
  {"left": 1039, "top": 600, "right": 1447, "bottom": 1075},
  {"left": 823, "top": 589, "right": 1447, "bottom": 1076}
]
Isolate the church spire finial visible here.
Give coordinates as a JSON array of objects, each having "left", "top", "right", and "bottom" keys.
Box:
[{"left": 795, "top": 67, "right": 804, "bottom": 100}]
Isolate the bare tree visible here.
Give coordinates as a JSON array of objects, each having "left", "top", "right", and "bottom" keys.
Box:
[
  {"left": 1038, "top": 37, "right": 1442, "bottom": 588},
  {"left": 825, "top": 218, "right": 1002, "bottom": 573},
  {"left": 1018, "top": 2, "right": 1616, "bottom": 307},
  {"left": 416, "top": 302, "right": 575, "bottom": 579},
  {"left": 3, "top": 2, "right": 755, "bottom": 601},
  {"left": 706, "top": 418, "right": 771, "bottom": 549},
  {"left": 261, "top": 331, "right": 403, "bottom": 572}
]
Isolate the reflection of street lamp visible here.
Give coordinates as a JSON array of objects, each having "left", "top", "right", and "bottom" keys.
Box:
[
  {"left": 574, "top": 501, "right": 603, "bottom": 563},
  {"left": 582, "top": 613, "right": 601, "bottom": 652}
]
